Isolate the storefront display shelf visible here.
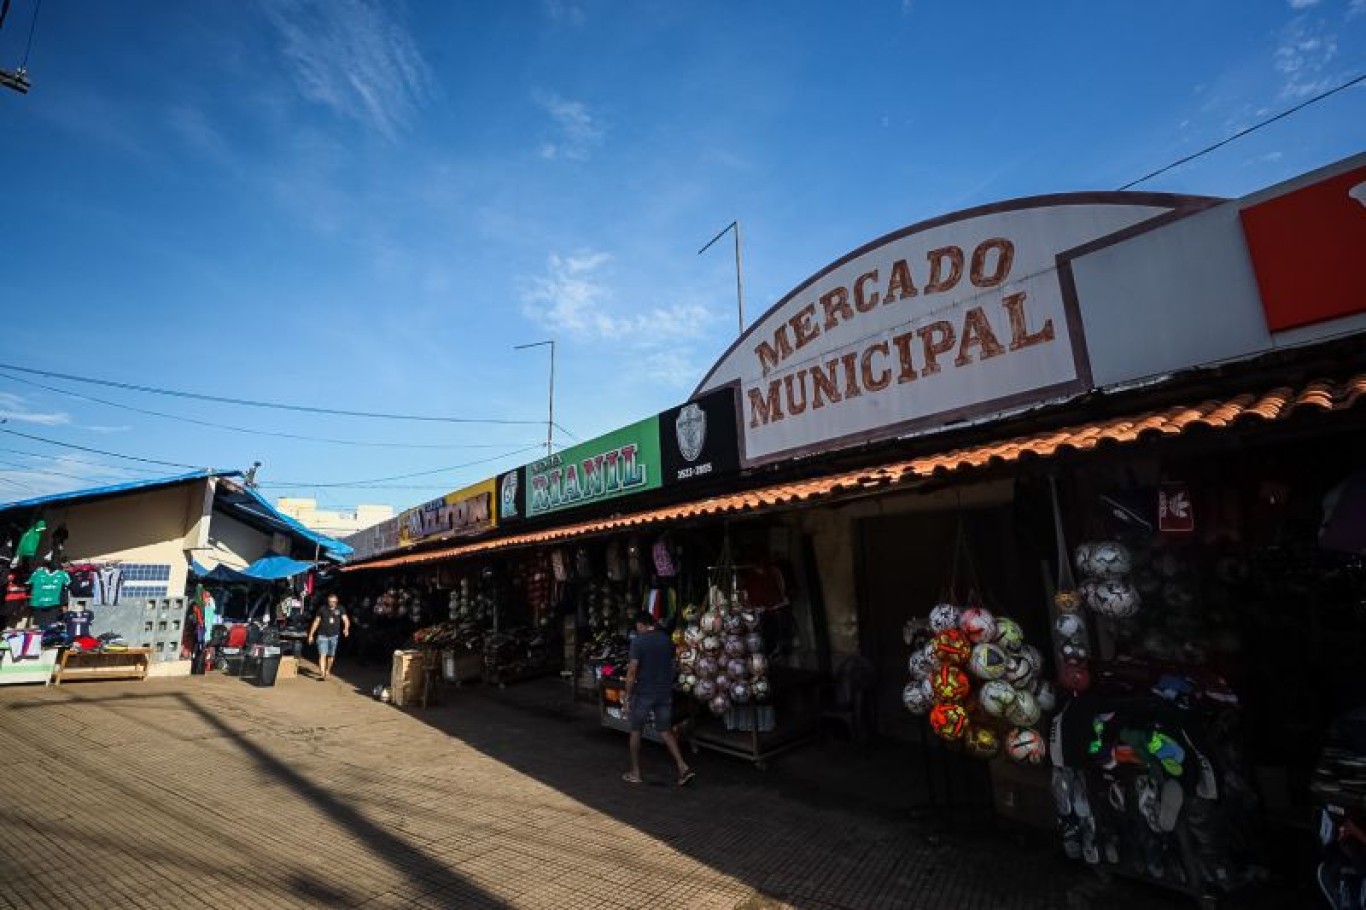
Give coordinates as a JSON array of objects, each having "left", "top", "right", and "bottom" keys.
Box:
[{"left": 54, "top": 648, "right": 152, "bottom": 685}]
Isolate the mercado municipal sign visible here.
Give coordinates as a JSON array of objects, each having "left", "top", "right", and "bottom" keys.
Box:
[
  {"left": 526, "top": 417, "right": 662, "bottom": 516},
  {"left": 694, "top": 194, "right": 1212, "bottom": 466},
  {"left": 397, "top": 479, "right": 497, "bottom": 545}
]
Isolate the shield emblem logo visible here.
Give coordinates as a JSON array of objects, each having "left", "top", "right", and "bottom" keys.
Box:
[{"left": 676, "top": 403, "right": 707, "bottom": 463}]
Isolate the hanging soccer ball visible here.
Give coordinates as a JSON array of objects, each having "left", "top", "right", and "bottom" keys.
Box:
[
  {"left": 683, "top": 627, "right": 704, "bottom": 648},
  {"left": 714, "top": 673, "right": 733, "bottom": 693},
  {"left": 929, "top": 702, "right": 970, "bottom": 741},
  {"left": 731, "top": 681, "right": 753, "bottom": 704},
  {"left": 740, "top": 609, "right": 760, "bottom": 632},
  {"left": 748, "top": 654, "right": 769, "bottom": 678},
  {"left": 958, "top": 606, "right": 997, "bottom": 644},
  {"left": 964, "top": 725, "right": 1002, "bottom": 759},
  {"left": 979, "top": 679, "right": 1019, "bottom": 717},
  {"left": 1006, "top": 689, "right": 1042, "bottom": 727},
  {"left": 744, "top": 632, "right": 765, "bottom": 654},
  {"left": 994, "top": 617, "right": 1025, "bottom": 652},
  {"left": 1005, "top": 727, "right": 1047, "bottom": 764},
  {"left": 701, "top": 634, "right": 723, "bottom": 654},
  {"left": 1082, "top": 541, "right": 1133, "bottom": 578},
  {"left": 676, "top": 672, "right": 692, "bottom": 692},
  {"left": 723, "top": 636, "right": 747, "bottom": 659},
  {"left": 699, "top": 611, "right": 723, "bottom": 634},
  {"left": 932, "top": 628, "right": 972, "bottom": 666},
  {"left": 1054, "top": 589, "right": 1084, "bottom": 614},
  {"left": 723, "top": 613, "right": 745, "bottom": 636},
  {"left": 726, "top": 658, "right": 748, "bottom": 679},
  {"left": 1060, "top": 641, "right": 1089, "bottom": 663},
  {"left": 929, "top": 603, "right": 962, "bottom": 633},
  {"left": 968, "top": 642, "right": 1009, "bottom": 681},
  {"left": 1059, "top": 659, "right": 1091, "bottom": 693},
  {"left": 908, "top": 648, "right": 937, "bottom": 680},
  {"left": 752, "top": 678, "right": 772, "bottom": 701},
  {"left": 1054, "top": 613, "right": 1087, "bottom": 643},
  {"left": 693, "top": 678, "right": 717, "bottom": 701},
  {"left": 708, "top": 694, "right": 731, "bottom": 716},
  {"left": 1072, "top": 542, "right": 1097, "bottom": 578},
  {"left": 1085, "top": 579, "right": 1141, "bottom": 618},
  {"left": 930, "top": 664, "right": 971, "bottom": 702},
  {"left": 1032, "top": 679, "right": 1058, "bottom": 713},
  {"left": 695, "top": 655, "right": 718, "bottom": 679},
  {"left": 902, "top": 679, "right": 933, "bottom": 715},
  {"left": 1005, "top": 649, "right": 1041, "bottom": 688}
]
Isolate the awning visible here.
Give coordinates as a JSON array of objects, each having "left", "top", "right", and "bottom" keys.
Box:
[
  {"left": 344, "top": 373, "right": 1366, "bottom": 573},
  {"left": 240, "top": 554, "right": 315, "bottom": 580},
  {"left": 213, "top": 479, "right": 352, "bottom": 562}
]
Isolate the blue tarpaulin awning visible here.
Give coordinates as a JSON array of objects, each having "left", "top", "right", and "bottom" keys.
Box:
[{"left": 241, "top": 554, "right": 314, "bottom": 580}]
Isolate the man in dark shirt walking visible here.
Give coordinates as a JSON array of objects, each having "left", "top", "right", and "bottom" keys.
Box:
[
  {"left": 622, "top": 611, "right": 694, "bottom": 786},
  {"left": 307, "top": 594, "right": 350, "bottom": 682}
]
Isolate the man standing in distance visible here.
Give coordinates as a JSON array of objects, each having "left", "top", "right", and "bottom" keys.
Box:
[
  {"left": 622, "top": 611, "right": 694, "bottom": 786},
  {"left": 308, "top": 594, "right": 350, "bottom": 682}
]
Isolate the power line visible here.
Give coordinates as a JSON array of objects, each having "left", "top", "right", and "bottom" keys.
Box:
[
  {"left": 0, "top": 445, "right": 166, "bottom": 476},
  {"left": 0, "top": 425, "right": 208, "bottom": 470},
  {"left": 1119, "top": 71, "right": 1366, "bottom": 190},
  {"left": 0, "top": 361, "right": 549, "bottom": 426},
  {"left": 0, "top": 370, "right": 540, "bottom": 451},
  {"left": 259, "top": 444, "right": 543, "bottom": 489}
]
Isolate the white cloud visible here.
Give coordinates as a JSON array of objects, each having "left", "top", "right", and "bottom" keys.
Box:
[
  {"left": 0, "top": 392, "right": 70, "bottom": 427},
  {"left": 544, "top": 0, "right": 586, "bottom": 26},
  {"left": 1288, "top": 0, "right": 1320, "bottom": 7},
  {"left": 535, "top": 92, "right": 605, "bottom": 161},
  {"left": 262, "top": 0, "right": 433, "bottom": 139},
  {"left": 1274, "top": 17, "right": 1338, "bottom": 98},
  {"left": 901, "top": 0, "right": 914, "bottom": 15},
  {"left": 1351, "top": 0, "right": 1366, "bottom": 18},
  {"left": 518, "top": 251, "right": 719, "bottom": 389},
  {"left": 0, "top": 453, "right": 145, "bottom": 502}
]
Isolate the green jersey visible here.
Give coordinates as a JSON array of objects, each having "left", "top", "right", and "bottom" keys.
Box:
[{"left": 28, "top": 568, "right": 71, "bottom": 609}]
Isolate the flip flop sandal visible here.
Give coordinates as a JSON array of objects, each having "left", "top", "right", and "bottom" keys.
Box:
[
  {"left": 621, "top": 772, "right": 643, "bottom": 785},
  {"left": 678, "top": 769, "right": 696, "bottom": 787}
]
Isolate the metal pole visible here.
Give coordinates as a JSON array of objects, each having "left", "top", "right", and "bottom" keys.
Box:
[
  {"left": 733, "top": 221, "right": 745, "bottom": 334},
  {"left": 547, "top": 340, "right": 555, "bottom": 457},
  {"left": 514, "top": 340, "right": 556, "bottom": 457},
  {"left": 699, "top": 220, "right": 746, "bottom": 335}
]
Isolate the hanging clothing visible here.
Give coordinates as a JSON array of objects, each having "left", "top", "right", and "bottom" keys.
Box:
[
  {"left": 2, "top": 630, "right": 44, "bottom": 660},
  {"left": 15, "top": 521, "right": 45, "bottom": 560},
  {"left": 27, "top": 567, "right": 71, "bottom": 609},
  {"left": 61, "top": 610, "right": 94, "bottom": 639},
  {"left": 94, "top": 565, "right": 123, "bottom": 605}
]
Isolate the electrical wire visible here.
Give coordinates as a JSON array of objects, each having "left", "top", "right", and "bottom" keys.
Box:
[
  {"left": 21, "top": 0, "right": 40, "bottom": 67},
  {"left": 0, "top": 361, "right": 549, "bottom": 426},
  {"left": 0, "top": 425, "right": 208, "bottom": 470},
  {"left": 0, "top": 444, "right": 167, "bottom": 476},
  {"left": 260, "top": 439, "right": 543, "bottom": 486},
  {"left": 0, "top": 370, "right": 540, "bottom": 451},
  {"left": 1119, "top": 71, "right": 1366, "bottom": 190},
  {"left": 0, "top": 456, "right": 135, "bottom": 483}
]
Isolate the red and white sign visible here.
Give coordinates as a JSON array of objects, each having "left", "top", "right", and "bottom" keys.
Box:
[
  {"left": 695, "top": 197, "right": 1199, "bottom": 465},
  {"left": 1240, "top": 163, "right": 1366, "bottom": 333},
  {"left": 1158, "top": 483, "right": 1195, "bottom": 534}
]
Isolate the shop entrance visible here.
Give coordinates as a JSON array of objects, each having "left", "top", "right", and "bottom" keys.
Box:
[{"left": 856, "top": 503, "right": 1044, "bottom": 742}]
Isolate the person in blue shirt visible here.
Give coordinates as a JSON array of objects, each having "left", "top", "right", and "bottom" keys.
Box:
[{"left": 622, "top": 611, "right": 694, "bottom": 787}]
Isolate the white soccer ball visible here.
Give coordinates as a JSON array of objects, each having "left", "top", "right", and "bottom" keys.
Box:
[
  {"left": 929, "top": 603, "right": 962, "bottom": 633},
  {"left": 1006, "top": 689, "right": 1041, "bottom": 727},
  {"left": 979, "top": 680, "right": 1018, "bottom": 717},
  {"left": 1085, "top": 579, "right": 1142, "bottom": 618},
  {"left": 903, "top": 679, "right": 933, "bottom": 715},
  {"left": 968, "top": 642, "right": 1009, "bottom": 681}
]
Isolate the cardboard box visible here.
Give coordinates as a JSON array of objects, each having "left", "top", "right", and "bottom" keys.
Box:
[{"left": 277, "top": 657, "right": 298, "bottom": 680}]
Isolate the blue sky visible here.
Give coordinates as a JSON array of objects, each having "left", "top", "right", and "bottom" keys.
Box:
[{"left": 0, "top": 0, "right": 1362, "bottom": 515}]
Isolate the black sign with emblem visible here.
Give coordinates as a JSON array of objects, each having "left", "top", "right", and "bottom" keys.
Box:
[
  {"left": 497, "top": 467, "right": 526, "bottom": 525},
  {"left": 659, "top": 386, "right": 740, "bottom": 486}
]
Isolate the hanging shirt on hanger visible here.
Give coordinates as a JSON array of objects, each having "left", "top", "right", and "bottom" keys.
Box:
[
  {"left": 15, "top": 521, "right": 45, "bottom": 560},
  {"left": 95, "top": 565, "right": 123, "bottom": 606},
  {"left": 27, "top": 567, "right": 72, "bottom": 609}
]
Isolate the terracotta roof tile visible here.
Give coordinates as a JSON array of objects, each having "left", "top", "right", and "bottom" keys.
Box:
[{"left": 345, "top": 374, "right": 1366, "bottom": 572}]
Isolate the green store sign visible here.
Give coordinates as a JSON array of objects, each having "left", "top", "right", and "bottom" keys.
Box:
[{"left": 527, "top": 417, "right": 661, "bottom": 516}]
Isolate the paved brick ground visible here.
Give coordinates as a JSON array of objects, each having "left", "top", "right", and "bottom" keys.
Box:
[{"left": 0, "top": 665, "right": 1200, "bottom": 909}]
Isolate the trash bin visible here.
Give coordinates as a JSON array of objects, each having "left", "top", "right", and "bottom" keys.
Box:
[{"left": 251, "top": 645, "right": 283, "bottom": 687}]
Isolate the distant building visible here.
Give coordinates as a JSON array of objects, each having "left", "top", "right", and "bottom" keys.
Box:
[{"left": 275, "top": 498, "right": 394, "bottom": 538}]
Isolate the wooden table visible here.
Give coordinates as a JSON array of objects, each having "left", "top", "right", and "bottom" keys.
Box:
[{"left": 54, "top": 648, "right": 153, "bottom": 685}]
